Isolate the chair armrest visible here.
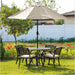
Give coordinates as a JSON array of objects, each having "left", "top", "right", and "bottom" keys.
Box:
[{"left": 49, "top": 50, "right": 55, "bottom": 53}]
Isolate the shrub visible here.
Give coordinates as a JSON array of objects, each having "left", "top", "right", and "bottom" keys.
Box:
[
  {"left": 18, "top": 37, "right": 75, "bottom": 43},
  {"left": 64, "top": 38, "right": 75, "bottom": 42},
  {"left": 4, "top": 48, "right": 17, "bottom": 59},
  {"left": 55, "top": 19, "right": 63, "bottom": 25},
  {"left": 60, "top": 47, "right": 75, "bottom": 59},
  {"left": 0, "top": 36, "right": 5, "bottom": 60},
  {"left": 57, "top": 37, "right": 64, "bottom": 43}
]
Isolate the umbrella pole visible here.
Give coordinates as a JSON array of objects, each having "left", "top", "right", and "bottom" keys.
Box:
[{"left": 37, "top": 20, "right": 39, "bottom": 48}]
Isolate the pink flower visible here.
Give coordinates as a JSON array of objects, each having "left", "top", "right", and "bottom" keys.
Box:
[
  {"left": 10, "top": 46, "right": 12, "bottom": 48},
  {"left": 8, "top": 43, "right": 11, "bottom": 45},
  {"left": 68, "top": 46, "right": 71, "bottom": 48},
  {"left": 71, "top": 45, "right": 75, "bottom": 48},
  {"left": 67, "top": 44, "right": 70, "bottom": 46},
  {"left": 41, "top": 44, "right": 44, "bottom": 46},
  {"left": 7, "top": 46, "right": 11, "bottom": 50},
  {"left": 13, "top": 49, "right": 15, "bottom": 51},
  {"left": 60, "top": 44, "right": 63, "bottom": 46},
  {"left": 24, "top": 44, "right": 26, "bottom": 47},
  {"left": 74, "top": 45, "right": 75, "bottom": 48},
  {"left": 33, "top": 43, "right": 35, "bottom": 45}
]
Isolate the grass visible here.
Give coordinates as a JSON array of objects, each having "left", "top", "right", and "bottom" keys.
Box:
[
  {"left": 0, "top": 42, "right": 75, "bottom": 74},
  {"left": 0, "top": 59, "right": 75, "bottom": 75}
]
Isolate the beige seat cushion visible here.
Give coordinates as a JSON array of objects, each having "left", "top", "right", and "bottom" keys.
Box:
[
  {"left": 45, "top": 53, "right": 59, "bottom": 58},
  {"left": 19, "top": 54, "right": 35, "bottom": 58}
]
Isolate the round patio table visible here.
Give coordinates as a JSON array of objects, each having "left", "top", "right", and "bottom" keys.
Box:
[{"left": 29, "top": 47, "right": 50, "bottom": 66}]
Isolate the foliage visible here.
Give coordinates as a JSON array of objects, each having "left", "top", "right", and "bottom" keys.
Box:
[
  {"left": 18, "top": 37, "right": 75, "bottom": 43},
  {"left": 49, "top": 38, "right": 56, "bottom": 43},
  {"left": 55, "top": 19, "right": 64, "bottom": 25},
  {"left": 2, "top": 42, "right": 17, "bottom": 59},
  {"left": 0, "top": 3, "right": 34, "bottom": 44},
  {"left": 0, "top": 36, "right": 5, "bottom": 60},
  {"left": 64, "top": 38, "right": 75, "bottom": 42},
  {"left": 24, "top": 0, "right": 58, "bottom": 10},
  {"left": 57, "top": 37, "right": 64, "bottom": 43},
  {"left": 2, "top": 42, "right": 75, "bottom": 59}
]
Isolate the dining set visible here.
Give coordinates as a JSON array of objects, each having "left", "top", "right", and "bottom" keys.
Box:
[{"left": 15, "top": 44, "right": 63, "bottom": 67}]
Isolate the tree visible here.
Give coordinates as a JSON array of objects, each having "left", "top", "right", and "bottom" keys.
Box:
[
  {"left": 0, "top": 36, "right": 5, "bottom": 60},
  {"left": 55, "top": 19, "right": 64, "bottom": 25},
  {"left": 24, "top": 0, "right": 58, "bottom": 10},
  {"left": 0, "top": 3, "right": 33, "bottom": 44}
]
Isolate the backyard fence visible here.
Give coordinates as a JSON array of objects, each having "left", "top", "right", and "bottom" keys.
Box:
[{"left": 0, "top": 25, "right": 75, "bottom": 41}]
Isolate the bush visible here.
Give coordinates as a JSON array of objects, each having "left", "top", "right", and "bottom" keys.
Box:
[
  {"left": 60, "top": 48, "right": 75, "bottom": 59},
  {"left": 57, "top": 37, "right": 64, "bottom": 43},
  {"left": 0, "top": 36, "right": 5, "bottom": 60},
  {"left": 64, "top": 38, "right": 75, "bottom": 42},
  {"left": 55, "top": 19, "right": 64, "bottom": 25},
  {"left": 1, "top": 42, "right": 75, "bottom": 59},
  {"left": 18, "top": 37, "right": 75, "bottom": 43},
  {"left": 4, "top": 48, "right": 17, "bottom": 59}
]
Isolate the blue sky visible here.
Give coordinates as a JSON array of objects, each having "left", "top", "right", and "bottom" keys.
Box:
[{"left": 0, "top": 0, "right": 75, "bottom": 14}]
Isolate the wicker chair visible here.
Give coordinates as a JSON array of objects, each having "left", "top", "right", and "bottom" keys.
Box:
[
  {"left": 15, "top": 45, "right": 36, "bottom": 67},
  {"left": 45, "top": 47, "right": 63, "bottom": 67}
]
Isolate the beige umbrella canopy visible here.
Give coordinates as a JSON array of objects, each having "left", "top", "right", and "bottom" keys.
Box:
[
  {"left": 8, "top": 3, "right": 65, "bottom": 48},
  {"left": 8, "top": 4, "right": 65, "bottom": 20}
]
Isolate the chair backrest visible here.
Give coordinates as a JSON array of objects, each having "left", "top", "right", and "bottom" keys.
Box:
[
  {"left": 45, "top": 45, "right": 56, "bottom": 50},
  {"left": 54, "top": 47, "right": 63, "bottom": 55},
  {"left": 15, "top": 45, "right": 29, "bottom": 55}
]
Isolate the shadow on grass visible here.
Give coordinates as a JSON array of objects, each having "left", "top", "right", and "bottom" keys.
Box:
[
  {"left": 23, "top": 64, "right": 74, "bottom": 74},
  {"left": 0, "top": 59, "right": 74, "bottom": 75}
]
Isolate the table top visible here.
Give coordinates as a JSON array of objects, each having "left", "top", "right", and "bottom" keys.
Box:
[{"left": 29, "top": 47, "right": 50, "bottom": 50}]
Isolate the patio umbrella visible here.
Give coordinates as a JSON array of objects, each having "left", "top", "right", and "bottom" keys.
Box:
[{"left": 8, "top": 3, "right": 65, "bottom": 48}]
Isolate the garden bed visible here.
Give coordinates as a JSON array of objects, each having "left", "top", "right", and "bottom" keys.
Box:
[{"left": 1, "top": 42, "right": 75, "bottom": 59}]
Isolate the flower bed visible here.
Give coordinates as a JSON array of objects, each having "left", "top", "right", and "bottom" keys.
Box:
[{"left": 2, "top": 42, "right": 75, "bottom": 59}]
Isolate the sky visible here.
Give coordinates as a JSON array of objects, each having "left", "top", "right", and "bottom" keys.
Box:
[{"left": 0, "top": 0, "right": 75, "bottom": 14}]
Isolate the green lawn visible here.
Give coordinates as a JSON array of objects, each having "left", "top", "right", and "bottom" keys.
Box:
[
  {"left": 0, "top": 59, "right": 75, "bottom": 75},
  {"left": 0, "top": 42, "right": 75, "bottom": 74}
]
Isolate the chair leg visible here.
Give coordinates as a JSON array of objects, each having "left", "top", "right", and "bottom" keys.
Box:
[
  {"left": 53, "top": 58, "right": 55, "bottom": 67},
  {"left": 19, "top": 58, "right": 21, "bottom": 67},
  {"left": 41, "top": 57, "right": 42, "bottom": 63},
  {"left": 58, "top": 57, "right": 60, "bottom": 66},
  {"left": 38, "top": 58, "right": 41, "bottom": 64},
  {"left": 41, "top": 56, "right": 44, "bottom": 67},
  {"left": 31, "top": 59, "right": 33, "bottom": 63},
  {"left": 22, "top": 58, "right": 24, "bottom": 63},
  {"left": 16, "top": 57, "right": 18, "bottom": 64},
  {"left": 44, "top": 56, "right": 45, "bottom": 62},
  {"left": 26, "top": 59, "right": 27, "bottom": 65},
  {"left": 41, "top": 58, "right": 44, "bottom": 67},
  {"left": 29, "top": 58, "right": 32, "bottom": 66},
  {"left": 42, "top": 62, "right": 44, "bottom": 67},
  {"left": 48, "top": 58, "right": 50, "bottom": 65}
]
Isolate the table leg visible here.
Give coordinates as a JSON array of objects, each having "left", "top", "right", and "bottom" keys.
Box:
[
  {"left": 36, "top": 56, "right": 38, "bottom": 66},
  {"left": 42, "top": 51, "right": 46, "bottom": 66}
]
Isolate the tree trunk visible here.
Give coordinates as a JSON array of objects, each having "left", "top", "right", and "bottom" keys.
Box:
[{"left": 13, "top": 33, "right": 17, "bottom": 44}]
